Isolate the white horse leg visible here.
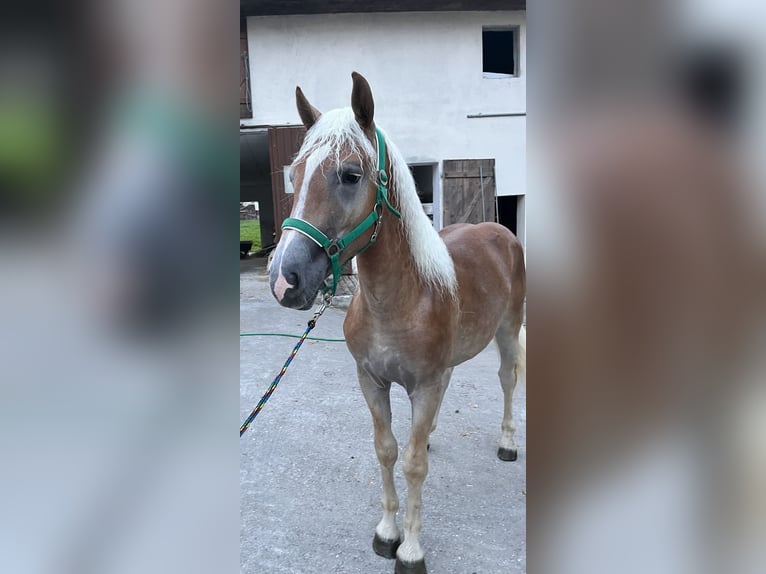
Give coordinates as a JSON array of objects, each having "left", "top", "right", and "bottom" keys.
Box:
[
  {"left": 396, "top": 381, "right": 444, "bottom": 574},
  {"left": 495, "top": 319, "right": 523, "bottom": 461},
  {"left": 357, "top": 367, "right": 401, "bottom": 558}
]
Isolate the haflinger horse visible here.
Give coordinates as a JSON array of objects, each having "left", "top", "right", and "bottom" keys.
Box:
[{"left": 269, "top": 72, "right": 526, "bottom": 574}]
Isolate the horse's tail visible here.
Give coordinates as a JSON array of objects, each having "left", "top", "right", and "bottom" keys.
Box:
[{"left": 510, "top": 233, "right": 526, "bottom": 382}]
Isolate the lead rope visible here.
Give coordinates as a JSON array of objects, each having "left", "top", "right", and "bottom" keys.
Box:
[{"left": 240, "top": 297, "right": 330, "bottom": 437}]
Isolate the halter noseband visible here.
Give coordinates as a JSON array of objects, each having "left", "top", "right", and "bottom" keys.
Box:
[{"left": 281, "top": 127, "right": 401, "bottom": 297}]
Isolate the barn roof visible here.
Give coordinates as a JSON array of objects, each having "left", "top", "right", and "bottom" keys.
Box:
[{"left": 241, "top": 1, "right": 526, "bottom": 17}]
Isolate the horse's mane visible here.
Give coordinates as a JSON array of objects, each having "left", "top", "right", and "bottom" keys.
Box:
[{"left": 294, "top": 108, "right": 457, "bottom": 296}]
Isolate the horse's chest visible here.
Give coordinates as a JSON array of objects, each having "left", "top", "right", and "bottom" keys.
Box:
[{"left": 347, "top": 325, "right": 448, "bottom": 384}]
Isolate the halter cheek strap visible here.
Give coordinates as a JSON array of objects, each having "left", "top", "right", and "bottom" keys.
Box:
[{"left": 281, "top": 127, "right": 401, "bottom": 297}]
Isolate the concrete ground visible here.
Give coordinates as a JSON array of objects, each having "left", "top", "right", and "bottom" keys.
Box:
[{"left": 240, "top": 257, "right": 526, "bottom": 574}]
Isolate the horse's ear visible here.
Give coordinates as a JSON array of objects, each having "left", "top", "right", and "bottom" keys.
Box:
[
  {"left": 351, "top": 71, "right": 374, "bottom": 130},
  {"left": 296, "top": 86, "right": 321, "bottom": 130}
]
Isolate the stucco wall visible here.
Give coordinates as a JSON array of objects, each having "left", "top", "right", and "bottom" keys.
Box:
[{"left": 245, "top": 11, "right": 526, "bottom": 204}]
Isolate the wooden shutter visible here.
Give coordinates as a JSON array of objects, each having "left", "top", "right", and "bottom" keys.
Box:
[
  {"left": 268, "top": 126, "right": 306, "bottom": 241},
  {"left": 442, "top": 159, "right": 496, "bottom": 226}
]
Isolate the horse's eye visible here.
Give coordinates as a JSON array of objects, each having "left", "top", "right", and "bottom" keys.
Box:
[{"left": 340, "top": 172, "right": 362, "bottom": 185}]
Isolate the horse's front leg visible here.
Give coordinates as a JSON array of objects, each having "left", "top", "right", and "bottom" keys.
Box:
[
  {"left": 357, "top": 366, "right": 401, "bottom": 559},
  {"left": 396, "top": 380, "right": 444, "bottom": 574}
]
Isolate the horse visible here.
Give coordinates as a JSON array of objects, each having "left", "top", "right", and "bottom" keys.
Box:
[{"left": 268, "top": 72, "right": 526, "bottom": 574}]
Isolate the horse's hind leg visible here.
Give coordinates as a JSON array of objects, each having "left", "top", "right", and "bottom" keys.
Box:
[
  {"left": 357, "top": 366, "right": 401, "bottom": 558},
  {"left": 495, "top": 315, "right": 523, "bottom": 461},
  {"left": 428, "top": 367, "right": 453, "bottom": 449}
]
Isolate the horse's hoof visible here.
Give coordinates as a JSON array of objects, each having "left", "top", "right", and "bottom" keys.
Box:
[
  {"left": 497, "top": 447, "right": 518, "bottom": 461},
  {"left": 395, "top": 557, "right": 427, "bottom": 574},
  {"left": 373, "top": 534, "right": 401, "bottom": 559}
]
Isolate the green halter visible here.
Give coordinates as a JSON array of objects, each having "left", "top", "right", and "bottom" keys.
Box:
[{"left": 281, "top": 127, "right": 401, "bottom": 297}]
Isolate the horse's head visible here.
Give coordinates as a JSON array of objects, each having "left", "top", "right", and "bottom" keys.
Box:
[{"left": 269, "top": 72, "right": 383, "bottom": 309}]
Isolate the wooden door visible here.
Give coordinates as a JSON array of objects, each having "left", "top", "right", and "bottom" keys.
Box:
[
  {"left": 442, "top": 159, "right": 496, "bottom": 226},
  {"left": 268, "top": 126, "right": 306, "bottom": 241}
]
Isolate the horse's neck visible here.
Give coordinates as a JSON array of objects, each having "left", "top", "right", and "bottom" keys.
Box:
[{"left": 355, "top": 203, "right": 419, "bottom": 309}]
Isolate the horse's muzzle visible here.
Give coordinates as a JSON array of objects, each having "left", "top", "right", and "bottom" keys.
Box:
[{"left": 268, "top": 236, "right": 329, "bottom": 310}]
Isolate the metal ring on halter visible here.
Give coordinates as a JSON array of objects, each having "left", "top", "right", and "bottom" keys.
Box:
[
  {"left": 370, "top": 204, "right": 384, "bottom": 242},
  {"left": 326, "top": 241, "right": 341, "bottom": 256},
  {"left": 370, "top": 222, "right": 381, "bottom": 243}
]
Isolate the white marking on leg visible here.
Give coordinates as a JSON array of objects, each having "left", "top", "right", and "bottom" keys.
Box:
[
  {"left": 499, "top": 359, "right": 518, "bottom": 451},
  {"left": 498, "top": 331, "right": 521, "bottom": 452},
  {"left": 499, "top": 418, "right": 518, "bottom": 451},
  {"left": 398, "top": 440, "right": 428, "bottom": 563},
  {"left": 375, "top": 508, "right": 400, "bottom": 542},
  {"left": 359, "top": 370, "right": 401, "bottom": 544},
  {"left": 375, "top": 426, "right": 400, "bottom": 542}
]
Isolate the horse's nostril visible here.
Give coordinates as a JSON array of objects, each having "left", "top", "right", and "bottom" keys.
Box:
[
  {"left": 284, "top": 271, "right": 299, "bottom": 289},
  {"left": 273, "top": 265, "right": 301, "bottom": 304}
]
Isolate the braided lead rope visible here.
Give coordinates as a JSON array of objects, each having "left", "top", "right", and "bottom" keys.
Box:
[{"left": 240, "top": 300, "right": 329, "bottom": 437}]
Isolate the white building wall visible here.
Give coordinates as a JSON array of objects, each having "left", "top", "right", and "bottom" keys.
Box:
[{"left": 245, "top": 11, "right": 526, "bottom": 206}]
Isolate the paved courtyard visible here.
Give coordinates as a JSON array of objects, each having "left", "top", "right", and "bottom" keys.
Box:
[{"left": 240, "top": 257, "right": 526, "bottom": 574}]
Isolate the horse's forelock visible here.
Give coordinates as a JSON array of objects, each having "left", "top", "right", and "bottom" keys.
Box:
[{"left": 293, "top": 108, "right": 377, "bottom": 176}]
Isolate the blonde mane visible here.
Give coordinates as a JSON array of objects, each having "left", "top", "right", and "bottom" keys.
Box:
[{"left": 293, "top": 108, "right": 457, "bottom": 296}]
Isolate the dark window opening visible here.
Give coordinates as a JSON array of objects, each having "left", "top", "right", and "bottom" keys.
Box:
[
  {"left": 497, "top": 195, "right": 518, "bottom": 235},
  {"left": 676, "top": 44, "right": 744, "bottom": 133},
  {"left": 409, "top": 165, "right": 433, "bottom": 203},
  {"left": 482, "top": 28, "right": 517, "bottom": 77},
  {"left": 409, "top": 164, "right": 435, "bottom": 223}
]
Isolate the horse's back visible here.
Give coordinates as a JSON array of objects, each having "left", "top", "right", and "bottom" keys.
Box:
[
  {"left": 440, "top": 222, "right": 524, "bottom": 292},
  {"left": 440, "top": 222, "right": 525, "bottom": 364}
]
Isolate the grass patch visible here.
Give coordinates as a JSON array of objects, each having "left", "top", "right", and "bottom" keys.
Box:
[{"left": 240, "top": 219, "right": 262, "bottom": 252}]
